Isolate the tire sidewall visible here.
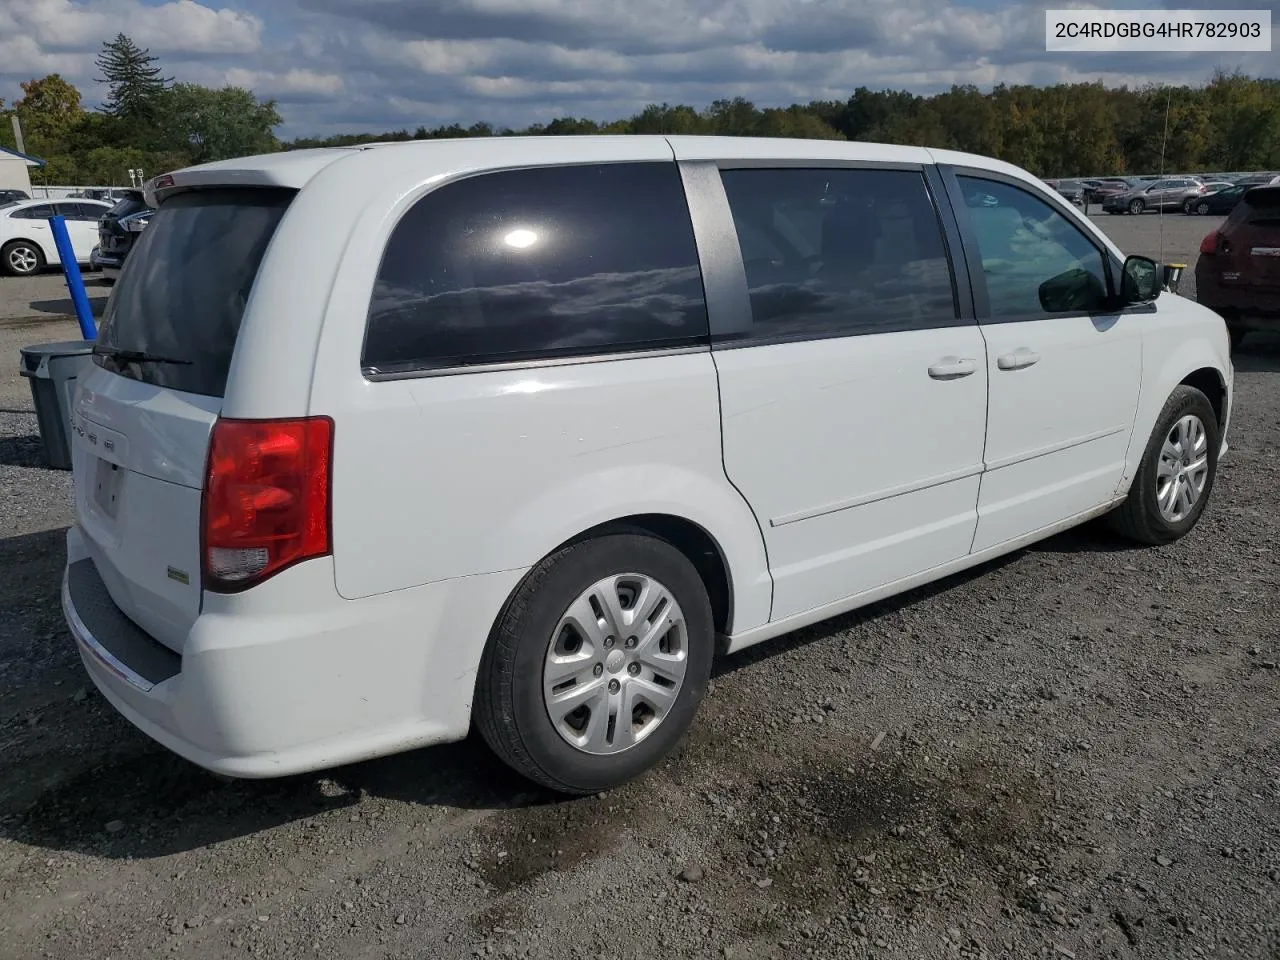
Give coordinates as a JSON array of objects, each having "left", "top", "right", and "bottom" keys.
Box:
[
  {"left": 501, "top": 534, "right": 714, "bottom": 793},
  {"left": 1133, "top": 388, "right": 1220, "bottom": 540},
  {"left": 1197, "top": 201, "right": 1210, "bottom": 215},
  {"left": 1129, "top": 199, "right": 1144, "bottom": 214}
]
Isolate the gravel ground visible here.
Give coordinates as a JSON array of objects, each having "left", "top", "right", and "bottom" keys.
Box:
[{"left": 1, "top": 214, "right": 1277, "bottom": 960}]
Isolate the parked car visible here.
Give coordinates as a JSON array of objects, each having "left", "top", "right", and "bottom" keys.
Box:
[
  {"left": 90, "top": 189, "right": 152, "bottom": 284},
  {"left": 1184, "top": 184, "right": 1249, "bottom": 216},
  {"left": 1183, "top": 182, "right": 1235, "bottom": 211},
  {"left": 1051, "top": 179, "right": 1085, "bottom": 204},
  {"left": 0, "top": 188, "right": 30, "bottom": 204},
  {"left": 1081, "top": 178, "right": 1133, "bottom": 205},
  {"left": 1195, "top": 185, "right": 1280, "bottom": 350},
  {"left": 1102, "top": 177, "right": 1205, "bottom": 214},
  {"left": 0, "top": 197, "right": 111, "bottom": 275},
  {"left": 62, "top": 137, "right": 1233, "bottom": 794}
]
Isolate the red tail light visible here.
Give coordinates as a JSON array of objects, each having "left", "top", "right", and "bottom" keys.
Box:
[
  {"left": 201, "top": 417, "right": 333, "bottom": 592},
  {"left": 1200, "top": 231, "right": 1219, "bottom": 255}
]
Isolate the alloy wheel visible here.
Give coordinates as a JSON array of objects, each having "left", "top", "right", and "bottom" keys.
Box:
[{"left": 6, "top": 245, "right": 38, "bottom": 274}]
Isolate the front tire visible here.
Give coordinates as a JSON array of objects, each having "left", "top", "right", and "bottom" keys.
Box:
[
  {"left": 1108, "top": 386, "right": 1219, "bottom": 545},
  {"left": 1196, "top": 200, "right": 1211, "bottom": 216},
  {"left": 2, "top": 240, "right": 44, "bottom": 276},
  {"left": 1129, "top": 198, "right": 1145, "bottom": 215},
  {"left": 474, "top": 532, "right": 714, "bottom": 795}
]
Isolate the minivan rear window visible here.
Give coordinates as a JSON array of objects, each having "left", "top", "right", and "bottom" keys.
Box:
[{"left": 94, "top": 188, "right": 294, "bottom": 398}]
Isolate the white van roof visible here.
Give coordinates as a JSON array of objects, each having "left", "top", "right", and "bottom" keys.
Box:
[{"left": 146, "top": 135, "right": 1047, "bottom": 206}]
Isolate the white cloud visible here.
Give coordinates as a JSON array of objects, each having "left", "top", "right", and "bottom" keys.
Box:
[
  {"left": 2, "top": 0, "right": 1277, "bottom": 138},
  {"left": 221, "top": 67, "right": 345, "bottom": 99},
  {"left": 0, "top": 0, "right": 260, "bottom": 55}
]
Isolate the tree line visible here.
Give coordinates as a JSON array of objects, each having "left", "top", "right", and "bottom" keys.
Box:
[
  {"left": 293, "top": 73, "right": 1280, "bottom": 177},
  {"left": 2, "top": 35, "right": 1278, "bottom": 185},
  {"left": 0, "top": 34, "right": 281, "bottom": 186}
]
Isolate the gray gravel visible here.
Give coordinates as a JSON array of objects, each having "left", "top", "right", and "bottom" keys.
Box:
[{"left": 1, "top": 215, "right": 1277, "bottom": 960}]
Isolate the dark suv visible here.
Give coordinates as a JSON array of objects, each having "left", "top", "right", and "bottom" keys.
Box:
[
  {"left": 91, "top": 189, "right": 152, "bottom": 284},
  {"left": 1195, "top": 186, "right": 1280, "bottom": 350}
]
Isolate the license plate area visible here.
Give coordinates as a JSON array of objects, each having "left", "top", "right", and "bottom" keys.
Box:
[{"left": 94, "top": 457, "right": 123, "bottom": 519}]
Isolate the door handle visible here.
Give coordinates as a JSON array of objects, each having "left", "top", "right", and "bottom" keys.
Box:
[
  {"left": 927, "top": 356, "right": 978, "bottom": 380},
  {"left": 996, "top": 347, "right": 1041, "bottom": 371}
]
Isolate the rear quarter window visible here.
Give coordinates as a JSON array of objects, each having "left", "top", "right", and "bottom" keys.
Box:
[{"left": 362, "top": 162, "right": 709, "bottom": 375}]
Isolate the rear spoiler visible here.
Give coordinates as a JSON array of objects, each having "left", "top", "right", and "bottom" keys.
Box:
[
  {"left": 142, "top": 148, "right": 365, "bottom": 208},
  {"left": 143, "top": 169, "right": 296, "bottom": 208}
]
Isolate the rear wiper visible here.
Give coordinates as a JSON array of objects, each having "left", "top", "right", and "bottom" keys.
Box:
[{"left": 93, "top": 345, "right": 192, "bottom": 366}]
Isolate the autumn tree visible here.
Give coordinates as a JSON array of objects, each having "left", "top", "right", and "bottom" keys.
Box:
[{"left": 13, "top": 74, "right": 83, "bottom": 155}]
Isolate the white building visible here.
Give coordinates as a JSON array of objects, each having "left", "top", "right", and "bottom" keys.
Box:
[{"left": 0, "top": 145, "right": 45, "bottom": 196}]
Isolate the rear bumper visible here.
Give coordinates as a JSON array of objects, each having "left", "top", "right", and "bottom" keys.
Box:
[
  {"left": 63, "top": 524, "right": 526, "bottom": 778},
  {"left": 1195, "top": 271, "right": 1280, "bottom": 322},
  {"left": 90, "top": 247, "right": 123, "bottom": 282}
]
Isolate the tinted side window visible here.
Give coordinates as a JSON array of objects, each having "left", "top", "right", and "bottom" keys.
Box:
[
  {"left": 364, "top": 162, "right": 708, "bottom": 374},
  {"left": 719, "top": 167, "right": 959, "bottom": 342},
  {"left": 56, "top": 202, "right": 96, "bottom": 221},
  {"left": 14, "top": 204, "right": 53, "bottom": 220},
  {"left": 957, "top": 176, "right": 1109, "bottom": 319}
]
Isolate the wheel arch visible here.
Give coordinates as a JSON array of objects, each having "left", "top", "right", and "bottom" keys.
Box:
[
  {"left": 559, "top": 513, "right": 735, "bottom": 638},
  {"left": 1179, "top": 366, "right": 1227, "bottom": 431}
]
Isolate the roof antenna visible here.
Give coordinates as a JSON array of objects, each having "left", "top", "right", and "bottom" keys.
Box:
[{"left": 1157, "top": 86, "right": 1172, "bottom": 266}]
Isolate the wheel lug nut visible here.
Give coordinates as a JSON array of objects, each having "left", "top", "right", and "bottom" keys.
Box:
[
  {"left": 608, "top": 679, "right": 620, "bottom": 694},
  {"left": 628, "top": 662, "right": 640, "bottom": 676},
  {"left": 593, "top": 663, "right": 604, "bottom": 678},
  {"left": 625, "top": 636, "right": 637, "bottom": 649},
  {"left": 604, "top": 636, "right": 615, "bottom": 649}
]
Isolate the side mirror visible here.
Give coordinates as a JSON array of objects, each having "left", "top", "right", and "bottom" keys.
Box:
[{"left": 1121, "top": 255, "right": 1161, "bottom": 304}]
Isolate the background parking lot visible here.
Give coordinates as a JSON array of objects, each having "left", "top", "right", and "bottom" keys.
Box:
[{"left": 0, "top": 213, "right": 1276, "bottom": 960}]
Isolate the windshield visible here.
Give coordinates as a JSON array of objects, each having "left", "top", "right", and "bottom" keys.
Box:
[{"left": 94, "top": 187, "right": 295, "bottom": 398}]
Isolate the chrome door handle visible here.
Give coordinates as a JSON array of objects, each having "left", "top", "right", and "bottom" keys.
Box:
[
  {"left": 997, "top": 347, "right": 1041, "bottom": 371},
  {"left": 927, "top": 356, "right": 978, "bottom": 380}
]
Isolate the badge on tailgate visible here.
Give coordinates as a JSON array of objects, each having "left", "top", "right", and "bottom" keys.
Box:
[{"left": 71, "top": 410, "right": 128, "bottom": 464}]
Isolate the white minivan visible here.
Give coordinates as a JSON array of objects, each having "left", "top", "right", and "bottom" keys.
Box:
[{"left": 63, "top": 136, "right": 1233, "bottom": 794}]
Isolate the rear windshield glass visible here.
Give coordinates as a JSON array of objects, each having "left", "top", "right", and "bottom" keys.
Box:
[
  {"left": 94, "top": 188, "right": 294, "bottom": 397},
  {"left": 1243, "top": 189, "right": 1280, "bottom": 226},
  {"left": 106, "top": 192, "right": 148, "bottom": 219}
]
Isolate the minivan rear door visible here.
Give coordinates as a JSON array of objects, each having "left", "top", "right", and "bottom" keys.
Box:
[{"left": 71, "top": 188, "right": 294, "bottom": 652}]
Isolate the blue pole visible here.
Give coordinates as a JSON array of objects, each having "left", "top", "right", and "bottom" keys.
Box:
[{"left": 48, "top": 215, "right": 97, "bottom": 341}]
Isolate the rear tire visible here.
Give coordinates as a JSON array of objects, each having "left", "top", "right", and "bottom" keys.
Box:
[
  {"left": 474, "top": 532, "right": 715, "bottom": 795},
  {"left": 2, "top": 240, "right": 44, "bottom": 276},
  {"left": 1108, "top": 385, "right": 1219, "bottom": 546}
]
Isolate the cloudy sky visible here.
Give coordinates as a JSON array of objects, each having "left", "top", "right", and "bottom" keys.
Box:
[{"left": 1, "top": 0, "right": 1277, "bottom": 140}]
